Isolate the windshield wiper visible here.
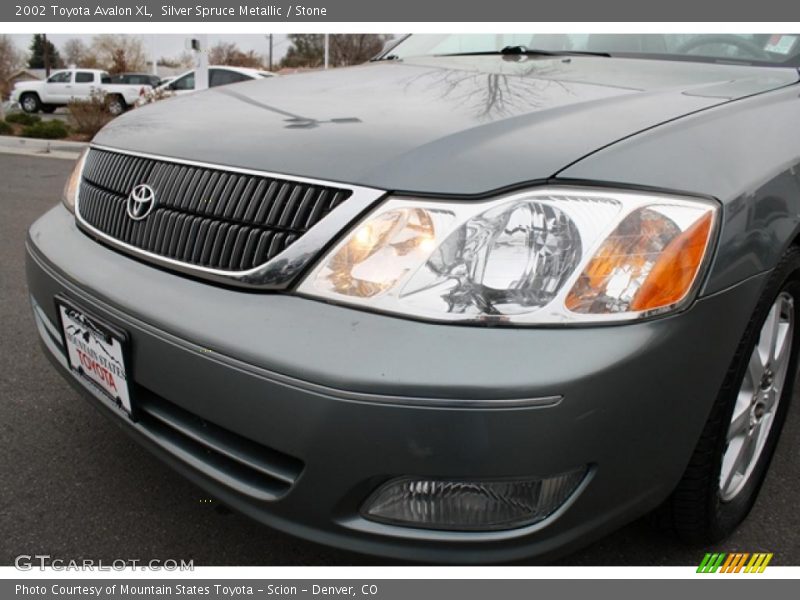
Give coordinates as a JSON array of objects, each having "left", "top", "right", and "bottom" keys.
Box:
[
  {"left": 436, "top": 45, "right": 612, "bottom": 58},
  {"left": 371, "top": 54, "right": 400, "bottom": 62}
]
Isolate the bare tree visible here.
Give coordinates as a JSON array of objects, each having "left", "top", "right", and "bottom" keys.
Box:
[
  {"left": 178, "top": 51, "right": 195, "bottom": 68},
  {"left": 157, "top": 56, "right": 181, "bottom": 68},
  {"left": 0, "top": 34, "right": 24, "bottom": 105},
  {"left": 62, "top": 38, "right": 98, "bottom": 68},
  {"left": 281, "top": 34, "right": 323, "bottom": 68},
  {"left": 282, "top": 34, "right": 391, "bottom": 69},
  {"left": 90, "top": 35, "right": 147, "bottom": 74},
  {"left": 208, "top": 42, "right": 264, "bottom": 68},
  {"left": 330, "top": 34, "right": 390, "bottom": 66},
  {"left": 158, "top": 51, "right": 195, "bottom": 69}
]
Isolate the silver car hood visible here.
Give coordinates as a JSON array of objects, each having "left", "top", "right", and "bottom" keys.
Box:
[{"left": 95, "top": 56, "right": 799, "bottom": 195}]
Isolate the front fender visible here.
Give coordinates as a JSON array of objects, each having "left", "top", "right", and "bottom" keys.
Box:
[
  {"left": 12, "top": 84, "right": 43, "bottom": 99},
  {"left": 556, "top": 84, "right": 800, "bottom": 296}
]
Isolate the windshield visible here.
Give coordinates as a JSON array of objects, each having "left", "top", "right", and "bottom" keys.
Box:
[{"left": 386, "top": 34, "right": 800, "bottom": 67}]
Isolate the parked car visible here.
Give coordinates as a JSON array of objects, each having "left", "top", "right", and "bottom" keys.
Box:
[
  {"left": 25, "top": 33, "right": 800, "bottom": 563},
  {"left": 108, "top": 72, "right": 161, "bottom": 88},
  {"left": 11, "top": 68, "right": 147, "bottom": 115},
  {"left": 136, "top": 65, "right": 275, "bottom": 106}
]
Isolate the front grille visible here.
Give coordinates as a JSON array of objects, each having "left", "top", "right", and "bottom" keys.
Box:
[{"left": 77, "top": 148, "right": 352, "bottom": 272}]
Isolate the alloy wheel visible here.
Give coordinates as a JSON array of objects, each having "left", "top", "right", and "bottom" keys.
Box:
[
  {"left": 108, "top": 100, "right": 124, "bottom": 116},
  {"left": 719, "top": 292, "right": 794, "bottom": 501}
]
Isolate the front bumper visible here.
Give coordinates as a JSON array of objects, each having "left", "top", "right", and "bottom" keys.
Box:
[{"left": 26, "top": 205, "right": 767, "bottom": 563}]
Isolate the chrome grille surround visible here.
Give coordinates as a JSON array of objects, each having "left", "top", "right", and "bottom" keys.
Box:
[{"left": 74, "top": 145, "right": 385, "bottom": 289}]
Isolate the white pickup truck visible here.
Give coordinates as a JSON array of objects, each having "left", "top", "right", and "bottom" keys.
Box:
[{"left": 10, "top": 69, "right": 151, "bottom": 115}]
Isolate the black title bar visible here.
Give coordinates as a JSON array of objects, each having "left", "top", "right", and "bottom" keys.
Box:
[{"left": 2, "top": 0, "right": 800, "bottom": 22}]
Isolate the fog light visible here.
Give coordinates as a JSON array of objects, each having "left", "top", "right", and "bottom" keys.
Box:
[{"left": 361, "top": 467, "right": 587, "bottom": 531}]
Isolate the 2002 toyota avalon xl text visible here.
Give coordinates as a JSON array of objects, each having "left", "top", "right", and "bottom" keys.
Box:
[{"left": 25, "top": 34, "right": 800, "bottom": 562}]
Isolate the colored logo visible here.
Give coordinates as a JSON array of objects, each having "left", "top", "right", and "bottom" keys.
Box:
[{"left": 697, "top": 552, "right": 773, "bottom": 573}]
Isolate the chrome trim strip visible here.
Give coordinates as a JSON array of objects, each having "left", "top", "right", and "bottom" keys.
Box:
[
  {"left": 324, "top": 389, "right": 563, "bottom": 410},
  {"left": 75, "top": 144, "right": 387, "bottom": 290},
  {"left": 86, "top": 144, "right": 382, "bottom": 190}
]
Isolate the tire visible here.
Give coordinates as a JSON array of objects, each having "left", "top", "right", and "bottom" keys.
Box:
[
  {"left": 106, "top": 95, "right": 126, "bottom": 116},
  {"left": 663, "top": 247, "right": 800, "bottom": 544},
  {"left": 20, "top": 93, "right": 41, "bottom": 114},
  {"left": 41, "top": 105, "right": 57, "bottom": 114}
]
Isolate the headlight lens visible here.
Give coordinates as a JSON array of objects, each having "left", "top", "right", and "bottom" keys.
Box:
[
  {"left": 321, "top": 206, "right": 439, "bottom": 298},
  {"left": 298, "top": 188, "right": 717, "bottom": 324},
  {"left": 62, "top": 148, "right": 88, "bottom": 214}
]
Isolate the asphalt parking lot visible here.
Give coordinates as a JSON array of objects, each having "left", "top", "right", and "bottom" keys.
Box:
[{"left": 1, "top": 152, "right": 798, "bottom": 566}]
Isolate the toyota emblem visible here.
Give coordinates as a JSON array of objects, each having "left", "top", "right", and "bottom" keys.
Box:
[{"left": 126, "top": 184, "right": 157, "bottom": 220}]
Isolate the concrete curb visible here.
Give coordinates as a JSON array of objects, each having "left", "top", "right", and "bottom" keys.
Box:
[{"left": 0, "top": 136, "right": 88, "bottom": 160}]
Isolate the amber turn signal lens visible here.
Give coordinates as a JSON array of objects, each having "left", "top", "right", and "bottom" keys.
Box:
[
  {"left": 630, "top": 212, "right": 713, "bottom": 311},
  {"left": 565, "top": 206, "right": 714, "bottom": 315}
]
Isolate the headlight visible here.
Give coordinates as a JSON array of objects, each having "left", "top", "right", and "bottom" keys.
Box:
[
  {"left": 297, "top": 187, "right": 718, "bottom": 325},
  {"left": 62, "top": 148, "right": 88, "bottom": 214}
]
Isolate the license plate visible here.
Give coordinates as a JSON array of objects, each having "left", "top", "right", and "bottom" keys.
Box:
[{"left": 57, "top": 300, "right": 132, "bottom": 416}]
